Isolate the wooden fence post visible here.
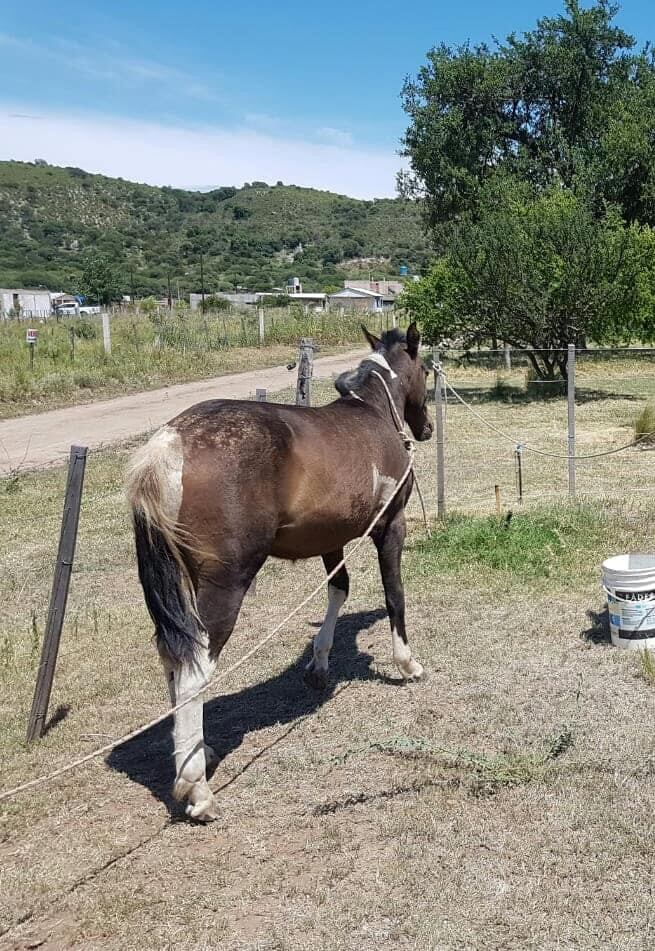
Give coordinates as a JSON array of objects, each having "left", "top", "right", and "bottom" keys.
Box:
[
  {"left": 27, "top": 446, "right": 87, "bottom": 742},
  {"left": 567, "top": 343, "right": 576, "bottom": 497},
  {"left": 102, "top": 311, "right": 111, "bottom": 355},
  {"left": 433, "top": 348, "right": 446, "bottom": 521},
  {"left": 504, "top": 343, "right": 511, "bottom": 370},
  {"left": 296, "top": 337, "right": 314, "bottom": 406}
]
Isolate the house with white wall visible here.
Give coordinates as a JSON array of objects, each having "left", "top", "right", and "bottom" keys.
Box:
[{"left": 0, "top": 288, "right": 52, "bottom": 318}]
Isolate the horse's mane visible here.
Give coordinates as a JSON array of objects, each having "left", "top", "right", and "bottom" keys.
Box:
[
  {"left": 376, "top": 328, "right": 406, "bottom": 351},
  {"left": 334, "top": 328, "right": 406, "bottom": 397}
]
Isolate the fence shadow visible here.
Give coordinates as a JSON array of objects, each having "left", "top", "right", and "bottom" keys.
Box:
[
  {"left": 580, "top": 607, "right": 612, "bottom": 645},
  {"left": 106, "top": 607, "right": 387, "bottom": 815}
]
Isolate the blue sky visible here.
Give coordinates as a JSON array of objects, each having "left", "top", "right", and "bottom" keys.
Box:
[{"left": 0, "top": 0, "right": 651, "bottom": 197}]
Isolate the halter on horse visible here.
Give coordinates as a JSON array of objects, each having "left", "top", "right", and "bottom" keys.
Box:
[{"left": 126, "top": 321, "right": 433, "bottom": 821}]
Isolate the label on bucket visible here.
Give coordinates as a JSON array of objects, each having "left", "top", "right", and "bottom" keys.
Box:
[{"left": 608, "top": 593, "right": 655, "bottom": 639}]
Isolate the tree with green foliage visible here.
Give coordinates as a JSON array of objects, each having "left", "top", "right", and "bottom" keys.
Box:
[
  {"left": 400, "top": 0, "right": 655, "bottom": 370},
  {"left": 400, "top": 180, "right": 655, "bottom": 378},
  {"left": 78, "top": 252, "right": 122, "bottom": 304},
  {"left": 400, "top": 0, "right": 640, "bottom": 234}
]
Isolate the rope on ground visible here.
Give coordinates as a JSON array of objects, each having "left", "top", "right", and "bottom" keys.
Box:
[
  {"left": 0, "top": 453, "right": 415, "bottom": 805},
  {"left": 442, "top": 375, "right": 655, "bottom": 461}
]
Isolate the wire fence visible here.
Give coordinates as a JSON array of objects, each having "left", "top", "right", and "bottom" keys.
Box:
[{"left": 419, "top": 348, "right": 655, "bottom": 518}]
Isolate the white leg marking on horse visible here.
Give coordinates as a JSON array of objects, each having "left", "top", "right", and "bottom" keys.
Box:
[
  {"left": 372, "top": 464, "right": 398, "bottom": 508},
  {"left": 168, "top": 633, "right": 218, "bottom": 821},
  {"left": 309, "top": 583, "right": 347, "bottom": 676},
  {"left": 392, "top": 626, "right": 424, "bottom": 680}
]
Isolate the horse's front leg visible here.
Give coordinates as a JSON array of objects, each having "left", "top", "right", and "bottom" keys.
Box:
[{"left": 373, "top": 511, "right": 424, "bottom": 681}]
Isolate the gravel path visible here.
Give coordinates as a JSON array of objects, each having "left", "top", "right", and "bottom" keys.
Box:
[{"left": 0, "top": 348, "right": 367, "bottom": 471}]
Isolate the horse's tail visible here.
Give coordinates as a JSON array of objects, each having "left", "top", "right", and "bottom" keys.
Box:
[{"left": 125, "top": 426, "right": 201, "bottom": 666}]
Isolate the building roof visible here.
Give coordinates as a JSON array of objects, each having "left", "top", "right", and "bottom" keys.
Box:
[
  {"left": 1, "top": 287, "right": 53, "bottom": 295},
  {"left": 286, "top": 292, "right": 327, "bottom": 300},
  {"left": 344, "top": 279, "right": 405, "bottom": 296},
  {"left": 330, "top": 286, "right": 381, "bottom": 299}
]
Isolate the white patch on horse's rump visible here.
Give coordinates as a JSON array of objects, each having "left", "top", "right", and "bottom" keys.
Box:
[
  {"left": 372, "top": 464, "right": 398, "bottom": 507},
  {"left": 127, "top": 423, "right": 184, "bottom": 521}
]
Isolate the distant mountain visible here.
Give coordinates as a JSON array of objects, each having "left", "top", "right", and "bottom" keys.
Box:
[{"left": 0, "top": 161, "right": 429, "bottom": 296}]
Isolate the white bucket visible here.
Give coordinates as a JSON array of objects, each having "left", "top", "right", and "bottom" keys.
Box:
[{"left": 602, "top": 554, "right": 655, "bottom": 650}]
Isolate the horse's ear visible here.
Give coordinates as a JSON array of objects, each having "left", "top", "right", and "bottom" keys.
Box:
[
  {"left": 361, "top": 324, "right": 381, "bottom": 350},
  {"left": 406, "top": 321, "right": 420, "bottom": 359}
]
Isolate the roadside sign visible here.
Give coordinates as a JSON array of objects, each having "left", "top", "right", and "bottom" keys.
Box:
[{"left": 26, "top": 328, "right": 38, "bottom": 344}]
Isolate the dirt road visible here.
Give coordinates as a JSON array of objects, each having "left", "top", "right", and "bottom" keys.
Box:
[{"left": 0, "top": 348, "right": 367, "bottom": 471}]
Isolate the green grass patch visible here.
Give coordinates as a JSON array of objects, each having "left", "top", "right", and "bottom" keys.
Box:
[{"left": 406, "top": 504, "right": 612, "bottom": 585}]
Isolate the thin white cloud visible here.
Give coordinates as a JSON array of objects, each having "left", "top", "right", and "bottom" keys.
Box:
[
  {"left": 316, "top": 127, "right": 354, "bottom": 147},
  {"left": 0, "top": 32, "right": 218, "bottom": 103},
  {"left": 0, "top": 108, "right": 403, "bottom": 198}
]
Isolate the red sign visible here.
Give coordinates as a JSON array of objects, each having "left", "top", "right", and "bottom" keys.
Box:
[{"left": 26, "top": 329, "right": 38, "bottom": 344}]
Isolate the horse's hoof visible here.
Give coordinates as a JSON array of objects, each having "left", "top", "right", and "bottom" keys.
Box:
[
  {"left": 409, "top": 667, "right": 428, "bottom": 683},
  {"left": 304, "top": 663, "right": 328, "bottom": 691},
  {"left": 186, "top": 796, "right": 220, "bottom": 823},
  {"left": 396, "top": 660, "right": 426, "bottom": 683}
]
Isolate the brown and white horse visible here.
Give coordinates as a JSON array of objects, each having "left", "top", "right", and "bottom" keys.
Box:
[{"left": 126, "top": 322, "right": 432, "bottom": 820}]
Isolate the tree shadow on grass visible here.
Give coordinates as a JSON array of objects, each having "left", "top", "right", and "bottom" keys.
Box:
[
  {"left": 580, "top": 607, "right": 612, "bottom": 645},
  {"left": 435, "top": 384, "right": 643, "bottom": 408},
  {"left": 106, "top": 608, "right": 387, "bottom": 815}
]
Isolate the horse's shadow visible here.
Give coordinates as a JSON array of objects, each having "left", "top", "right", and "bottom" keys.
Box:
[{"left": 106, "top": 608, "right": 387, "bottom": 814}]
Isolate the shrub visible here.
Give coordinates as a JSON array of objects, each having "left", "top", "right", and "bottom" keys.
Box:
[{"left": 635, "top": 403, "right": 655, "bottom": 446}]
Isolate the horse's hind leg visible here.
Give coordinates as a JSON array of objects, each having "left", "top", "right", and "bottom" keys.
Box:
[
  {"left": 373, "top": 511, "right": 424, "bottom": 681},
  {"left": 305, "top": 550, "right": 349, "bottom": 690},
  {"left": 166, "top": 573, "right": 254, "bottom": 821},
  {"left": 163, "top": 628, "right": 218, "bottom": 821}
]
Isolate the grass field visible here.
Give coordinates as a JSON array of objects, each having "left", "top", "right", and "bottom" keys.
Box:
[
  {"left": 0, "top": 307, "right": 387, "bottom": 418},
  {"left": 1, "top": 360, "right": 655, "bottom": 949}
]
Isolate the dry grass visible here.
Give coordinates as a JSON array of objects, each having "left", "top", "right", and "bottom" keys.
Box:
[
  {"left": 0, "top": 309, "right": 366, "bottom": 419},
  {"left": 1, "top": 360, "right": 655, "bottom": 949}
]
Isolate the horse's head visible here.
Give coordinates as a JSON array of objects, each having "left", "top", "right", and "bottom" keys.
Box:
[{"left": 361, "top": 322, "right": 433, "bottom": 442}]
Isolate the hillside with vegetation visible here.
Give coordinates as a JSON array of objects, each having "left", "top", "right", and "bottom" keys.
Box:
[{"left": 0, "top": 161, "right": 427, "bottom": 296}]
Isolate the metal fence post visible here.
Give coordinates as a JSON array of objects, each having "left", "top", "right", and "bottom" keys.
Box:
[
  {"left": 433, "top": 348, "right": 446, "bottom": 521},
  {"left": 26, "top": 445, "right": 87, "bottom": 741},
  {"left": 296, "top": 337, "right": 314, "bottom": 406},
  {"left": 567, "top": 343, "right": 576, "bottom": 497}
]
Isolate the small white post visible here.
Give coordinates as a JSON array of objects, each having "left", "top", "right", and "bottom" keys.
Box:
[
  {"left": 258, "top": 307, "right": 265, "bottom": 345},
  {"left": 102, "top": 311, "right": 111, "bottom": 355},
  {"left": 504, "top": 343, "right": 511, "bottom": 370}
]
